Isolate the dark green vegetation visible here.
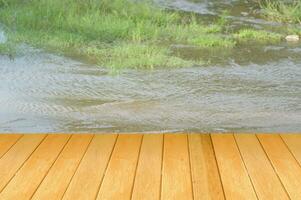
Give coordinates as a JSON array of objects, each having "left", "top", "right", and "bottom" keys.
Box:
[{"left": 0, "top": 0, "right": 286, "bottom": 69}]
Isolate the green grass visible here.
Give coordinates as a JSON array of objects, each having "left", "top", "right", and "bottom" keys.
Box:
[
  {"left": 0, "top": 0, "right": 286, "bottom": 69},
  {"left": 0, "top": 0, "right": 230, "bottom": 69},
  {"left": 287, "top": 26, "right": 301, "bottom": 35},
  {"left": 0, "top": 30, "right": 16, "bottom": 57},
  {"left": 0, "top": 42, "right": 14, "bottom": 55},
  {"left": 93, "top": 43, "right": 197, "bottom": 70},
  {"left": 188, "top": 34, "right": 236, "bottom": 48},
  {"left": 259, "top": 0, "right": 301, "bottom": 24},
  {"left": 235, "top": 29, "right": 283, "bottom": 44}
]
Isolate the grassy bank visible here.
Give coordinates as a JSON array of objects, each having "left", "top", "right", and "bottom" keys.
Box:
[{"left": 0, "top": 0, "right": 284, "bottom": 69}]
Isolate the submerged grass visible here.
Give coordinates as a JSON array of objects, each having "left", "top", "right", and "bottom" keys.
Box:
[{"left": 0, "top": 0, "right": 285, "bottom": 69}]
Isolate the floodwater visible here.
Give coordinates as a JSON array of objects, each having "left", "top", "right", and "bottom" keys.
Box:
[{"left": 0, "top": 0, "right": 300, "bottom": 133}]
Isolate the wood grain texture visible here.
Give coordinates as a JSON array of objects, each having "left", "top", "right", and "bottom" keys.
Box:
[
  {"left": 0, "top": 134, "right": 45, "bottom": 192},
  {"left": 31, "top": 134, "right": 93, "bottom": 200},
  {"left": 96, "top": 134, "right": 142, "bottom": 200},
  {"left": 211, "top": 134, "right": 257, "bottom": 200},
  {"left": 132, "top": 134, "right": 163, "bottom": 200},
  {"left": 0, "top": 134, "right": 22, "bottom": 158},
  {"left": 0, "top": 134, "right": 70, "bottom": 200},
  {"left": 188, "top": 134, "right": 224, "bottom": 200},
  {"left": 235, "top": 134, "right": 289, "bottom": 200},
  {"left": 281, "top": 134, "right": 301, "bottom": 165},
  {"left": 62, "top": 134, "right": 117, "bottom": 200},
  {"left": 161, "top": 134, "right": 193, "bottom": 200},
  {"left": 0, "top": 133, "right": 301, "bottom": 200},
  {"left": 258, "top": 134, "right": 301, "bottom": 199}
]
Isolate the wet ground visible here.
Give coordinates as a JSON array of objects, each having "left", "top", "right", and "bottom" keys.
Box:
[{"left": 0, "top": 0, "right": 300, "bottom": 133}]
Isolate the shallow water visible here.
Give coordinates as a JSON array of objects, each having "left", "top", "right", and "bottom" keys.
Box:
[{"left": 0, "top": 0, "right": 300, "bottom": 133}]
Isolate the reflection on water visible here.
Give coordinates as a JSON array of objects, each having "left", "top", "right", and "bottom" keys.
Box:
[{"left": 0, "top": 0, "right": 300, "bottom": 133}]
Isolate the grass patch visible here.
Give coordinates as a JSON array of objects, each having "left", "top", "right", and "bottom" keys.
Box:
[
  {"left": 287, "top": 26, "right": 301, "bottom": 35},
  {"left": 188, "top": 34, "right": 236, "bottom": 48},
  {"left": 235, "top": 29, "right": 283, "bottom": 44},
  {"left": 0, "top": 0, "right": 286, "bottom": 69},
  {"left": 0, "top": 31, "right": 17, "bottom": 57},
  {"left": 0, "top": 0, "right": 226, "bottom": 69},
  {"left": 259, "top": 0, "right": 301, "bottom": 24},
  {"left": 0, "top": 42, "right": 15, "bottom": 56},
  {"left": 85, "top": 43, "right": 197, "bottom": 70}
]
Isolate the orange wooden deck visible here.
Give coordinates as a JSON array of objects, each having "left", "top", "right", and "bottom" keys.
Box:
[{"left": 0, "top": 134, "right": 301, "bottom": 200}]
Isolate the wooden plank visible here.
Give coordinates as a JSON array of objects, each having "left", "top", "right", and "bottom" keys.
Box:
[
  {"left": 161, "top": 134, "right": 193, "bottom": 200},
  {"left": 258, "top": 134, "right": 301, "bottom": 199},
  {"left": 0, "top": 134, "right": 70, "bottom": 200},
  {"left": 235, "top": 134, "right": 289, "bottom": 200},
  {"left": 0, "top": 134, "right": 22, "bottom": 158},
  {"left": 188, "top": 134, "right": 224, "bottom": 200},
  {"left": 96, "top": 134, "right": 142, "bottom": 200},
  {"left": 31, "top": 134, "right": 93, "bottom": 200},
  {"left": 132, "top": 134, "right": 163, "bottom": 200},
  {"left": 62, "top": 134, "right": 117, "bottom": 200},
  {"left": 211, "top": 134, "right": 257, "bottom": 200},
  {"left": 0, "top": 134, "right": 45, "bottom": 192},
  {"left": 281, "top": 134, "right": 301, "bottom": 165}
]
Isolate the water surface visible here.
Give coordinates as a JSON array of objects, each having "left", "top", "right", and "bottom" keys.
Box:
[{"left": 0, "top": 0, "right": 300, "bottom": 133}]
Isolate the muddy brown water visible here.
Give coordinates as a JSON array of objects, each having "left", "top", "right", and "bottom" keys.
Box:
[{"left": 0, "top": 0, "right": 300, "bottom": 133}]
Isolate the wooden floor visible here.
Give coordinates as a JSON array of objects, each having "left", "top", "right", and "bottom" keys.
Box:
[{"left": 0, "top": 134, "right": 301, "bottom": 200}]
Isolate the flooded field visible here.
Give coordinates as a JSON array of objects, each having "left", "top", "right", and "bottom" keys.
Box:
[{"left": 0, "top": 0, "right": 300, "bottom": 133}]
